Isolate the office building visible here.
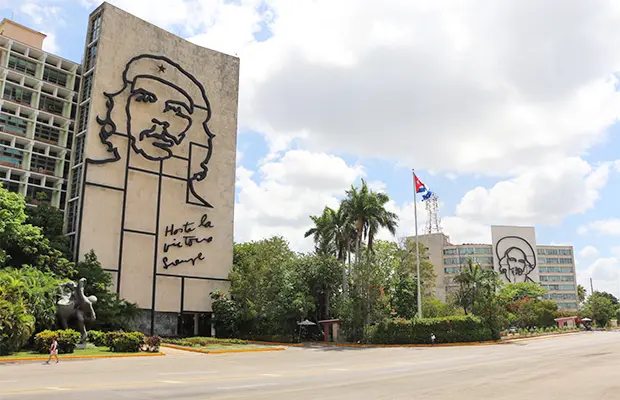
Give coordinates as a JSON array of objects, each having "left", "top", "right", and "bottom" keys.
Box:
[
  {"left": 1, "top": 2, "right": 239, "bottom": 336},
  {"left": 418, "top": 225, "right": 578, "bottom": 310},
  {"left": 0, "top": 19, "right": 80, "bottom": 210}
]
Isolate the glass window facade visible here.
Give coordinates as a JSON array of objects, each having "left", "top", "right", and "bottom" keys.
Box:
[
  {"left": 34, "top": 123, "right": 61, "bottom": 144},
  {"left": 444, "top": 256, "right": 493, "bottom": 265},
  {"left": 539, "top": 267, "right": 574, "bottom": 273},
  {"left": 30, "top": 153, "right": 57, "bottom": 174},
  {"left": 0, "top": 114, "right": 28, "bottom": 135},
  {"left": 538, "top": 257, "right": 573, "bottom": 265},
  {"left": 3, "top": 84, "right": 33, "bottom": 106},
  {"left": 39, "top": 95, "right": 65, "bottom": 115},
  {"left": 8, "top": 54, "right": 37, "bottom": 76},
  {"left": 540, "top": 275, "right": 574, "bottom": 282},
  {"left": 537, "top": 248, "right": 572, "bottom": 256},
  {"left": 42, "top": 67, "right": 68, "bottom": 87}
]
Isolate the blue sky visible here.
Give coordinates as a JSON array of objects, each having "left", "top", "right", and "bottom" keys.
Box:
[{"left": 4, "top": 0, "right": 620, "bottom": 295}]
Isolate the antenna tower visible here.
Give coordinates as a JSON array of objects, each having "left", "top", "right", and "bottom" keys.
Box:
[{"left": 424, "top": 193, "right": 442, "bottom": 234}]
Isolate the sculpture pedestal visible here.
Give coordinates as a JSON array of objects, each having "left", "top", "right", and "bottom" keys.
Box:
[{"left": 76, "top": 343, "right": 87, "bottom": 350}]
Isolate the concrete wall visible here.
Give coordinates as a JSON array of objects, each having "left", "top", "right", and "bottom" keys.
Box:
[
  {"left": 491, "top": 225, "right": 539, "bottom": 284},
  {"left": 0, "top": 19, "right": 46, "bottom": 49},
  {"left": 417, "top": 233, "right": 450, "bottom": 302},
  {"left": 75, "top": 3, "right": 238, "bottom": 314}
]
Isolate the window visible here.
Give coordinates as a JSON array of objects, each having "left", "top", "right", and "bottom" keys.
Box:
[
  {"left": 540, "top": 267, "right": 573, "bottom": 273},
  {"left": 444, "top": 267, "right": 460, "bottom": 274},
  {"left": 78, "top": 103, "right": 90, "bottom": 132},
  {"left": 544, "top": 293, "right": 577, "bottom": 301},
  {"left": 0, "top": 114, "right": 28, "bottom": 135},
  {"left": 0, "top": 179, "right": 20, "bottom": 194},
  {"left": 0, "top": 145, "right": 23, "bottom": 167},
  {"left": 85, "top": 44, "right": 98, "bottom": 71},
  {"left": 89, "top": 14, "right": 102, "bottom": 43},
  {"left": 70, "top": 165, "right": 82, "bottom": 198},
  {"left": 39, "top": 95, "right": 65, "bottom": 115},
  {"left": 74, "top": 135, "right": 84, "bottom": 165},
  {"left": 26, "top": 185, "right": 53, "bottom": 203},
  {"left": 537, "top": 248, "right": 572, "bottom": 256},
  {"left": 34, "top": 123, "right": 61, "bottom": 144},
  {"left": 541, "top": 284, "right": 575, "bottom": 291},
  {"left": 42, "top": 67, "right": 68, "bottom": 87},
  {"left": 540, "top": 275, "right": 574, "bottom": 282},
  {"left": 3, "top": 84, "right": 33, "bottom": 106},
  {"left": 443, "top": 248, "right": 457, "bottom": 255},
  {"left": 8, "top": 54, "right": 37, "bottom": 76},
  {"left": 557, "top": 302, "right": 577, "bottom": 310},
  {"left": 444, "top": 256, "right": 493, "bottom": 265},
  {"left": 30, "top": 153, "right": 57, "bottom": 174},
  {"left": 82, "top": 73, "right": 93, "bottom": 99},
  {"left": 67, "top": 200, "right": 78, "bottom": 233}
]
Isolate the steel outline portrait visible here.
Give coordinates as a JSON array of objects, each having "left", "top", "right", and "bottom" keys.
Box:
[
  {"left": 495, "top": 235, "right": 537, "bottom": 283},
  {"left": 93, "top": 53, "right": 215, "bottom": 208}
]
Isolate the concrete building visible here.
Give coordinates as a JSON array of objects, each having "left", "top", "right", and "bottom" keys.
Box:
[
  {"left": 66, "top": 3, "right": 239, "bottom": 336},
  {"left": 1, "top": 2, "right": 239, "bottom": 336},
  {"left": 418, "top": 225, "right": 578, "bottom": 310},
  {"left": 0, "top": 19, "right": 80, "bottom": 210}
]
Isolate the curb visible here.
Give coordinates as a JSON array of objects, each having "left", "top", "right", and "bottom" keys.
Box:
[
  {"left": 0, "top": 352, "right": 165, "bottom": 363},
  {"left": 161, "top": 343, "right": 286, "bottom": 354},
  {"left": 502, "top": 331, "right": 582, "bottom": 343},
  {"left": 312, "top": 340, "right": 503, "bottom": 348}
]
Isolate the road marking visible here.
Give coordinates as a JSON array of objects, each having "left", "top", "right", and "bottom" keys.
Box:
[
  {"left": 261, "top": 373, "right": 282, "bottom": 377},
  {"left": 218, "top": 383, "right": 278, "bottom": 390},
  {"left": 45, "top": 387, "right": 70, "bottom": 391},
  {"left": 160, "top": 380, "right": 182, "bottom": 384}
]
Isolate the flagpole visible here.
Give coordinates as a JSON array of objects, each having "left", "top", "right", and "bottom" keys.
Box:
[{"left": 412, "top": 169, "right": 422, "bottom": 319}]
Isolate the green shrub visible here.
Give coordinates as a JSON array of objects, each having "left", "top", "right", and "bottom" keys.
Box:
[
  {"left": 87, "top": 330, "right": 107, "bottom": 347},
  {"left": 364, "top": 316, "right": 496, "bottom": 344},
  {"left": 144, "top": 336, "right": 161, "bottom": 352},
  {"left": 107, "top": 331, "right": 145, "bottom": 353},
  {"left": 34, "top": 329, "right": 80, "bottom": 354},
  {"left": 164, "top": 337, "right": 247, "bottom": 347}
]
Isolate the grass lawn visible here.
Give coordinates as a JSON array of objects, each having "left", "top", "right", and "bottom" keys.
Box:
[
  {"left": 163, "top": 337, "right": 285, "bottom": 352},
  {"left": 0, "top": 346, "right": 150, "bottom": 359},
  {"left": 173, "top": 343, "right": 277, "bottom": 351}
]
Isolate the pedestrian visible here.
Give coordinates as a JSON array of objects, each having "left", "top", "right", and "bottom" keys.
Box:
[
  {"left": 45, "top": 337, "right": 59, "bottom": 364},
  {"left": 431, "top": 333, "right": 436, "bottom": 347}
]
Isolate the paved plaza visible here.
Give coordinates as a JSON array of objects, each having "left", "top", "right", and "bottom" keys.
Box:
[{"left": 1, "top": 332, "right": 619, "bottom": 399}]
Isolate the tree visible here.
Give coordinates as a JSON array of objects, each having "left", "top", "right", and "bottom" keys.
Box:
[
  {"left": 581, "top": 291, "right": 617, "bottom": 327},
  {"left": 499, "top": 282, "right": 548, "bottom": 302},
  {"left": 577, "top": 284, "right": 587, "bottom": 304},
  {"left": 73, "top": 251, "right": 139, "bottom": 331},
  {"left": 25, "top": 197, "right": 71, "bottom": 259},
  {"left": 0, "top": 184, "right": 74, "bottom": 278},
  {"left": 0, "top": 267, "right": 62, "bottom": 354},
  {"left": 452, "top": 259, "right": 501, "bottom": 315}
]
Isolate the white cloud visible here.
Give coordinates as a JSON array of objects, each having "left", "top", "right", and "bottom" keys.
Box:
[
  {"left": 578, "top": 257, "right": 620, "bottom": 297},
  {"left": 234, "top": 150, "right": 364, "bottom": 251},
  {"left": 238, "top": 0, "right": 620, "bottom": 176},
  {"left": 578, "top": 218, "right": 620, "bottom": 236},
  {"left": 454, "top": 157, "right": 614, "bottom": 226},
  {"left": 579, "top": 246, "right": 599, "bottom": 260}
]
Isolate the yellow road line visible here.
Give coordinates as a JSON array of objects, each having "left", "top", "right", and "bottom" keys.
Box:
[{"left": 161, "top": 344, "right": 285, "bottom": 354}]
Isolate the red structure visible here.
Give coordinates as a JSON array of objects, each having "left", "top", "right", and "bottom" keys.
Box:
[{"left": 318, "top": 319, "right": 341, "bottom": 342}]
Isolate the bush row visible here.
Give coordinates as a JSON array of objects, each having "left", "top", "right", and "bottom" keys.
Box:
[
  {"left": 364, "top": 315, "right": 496, "bottom": 344},
  {"left": 164, "top": 336, "right": 247, "bottom": 347},
  {"left": 34, "top": 330, "right": 161, "bottom": 354}
]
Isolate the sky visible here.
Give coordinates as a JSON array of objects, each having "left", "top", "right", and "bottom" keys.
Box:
[{"left": 2, "top": 0, "right": 620, "bottom": 297}]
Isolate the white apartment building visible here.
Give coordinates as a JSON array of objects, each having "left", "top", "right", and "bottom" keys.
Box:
[
  {"left": 418, "top": 225, "right": 578, "bottom": 310},
  {"left": 0, "top": 19, "right": 80, "bottom": 210}
]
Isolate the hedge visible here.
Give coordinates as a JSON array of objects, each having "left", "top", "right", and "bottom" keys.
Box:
[
  {"left": 107, "top": 331, "right": 145, "bottom": 352},
  {"left": 164, "top": 337, "right": 247, "bottom": 347},
  {"left": 364, "top": 315, "right": 496, "bottom": 344},
  {"left": 87, "top": 330, "right": 107, "bottom": 347},
  {"left": 34, "top": 329, "right": 80, "bottom": 354}
]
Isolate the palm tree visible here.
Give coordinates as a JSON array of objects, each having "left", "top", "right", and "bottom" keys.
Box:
[
  {"left": 452, "top": 259, "right": 500, "bottom": 314},
  {"left": 577, "top": 284, "right": 587, "bottom": 304},
  {"left": 305, "top": 205, "right": 356, "bottom": 295}
]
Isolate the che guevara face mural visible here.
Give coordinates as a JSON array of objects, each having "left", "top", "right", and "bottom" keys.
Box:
[
  {"left": 495, "top": 236, "right": 537, "bottom": 283},
  {"left": 94, "top": 54, "right": 214, "bottom": 207}
]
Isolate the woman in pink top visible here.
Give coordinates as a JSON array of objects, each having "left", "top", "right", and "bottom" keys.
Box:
[{"left": 45, "top": 337, "right": 59, "bottom": 364}]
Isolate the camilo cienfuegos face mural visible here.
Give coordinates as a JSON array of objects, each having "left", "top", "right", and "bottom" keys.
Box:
[{"left": 495, "top": 236, "right": 537, "bottom": 283}]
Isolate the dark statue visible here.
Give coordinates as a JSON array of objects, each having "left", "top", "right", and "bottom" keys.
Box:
[{"left": 56, "top": 278, "right": 97, "bottom": 344}]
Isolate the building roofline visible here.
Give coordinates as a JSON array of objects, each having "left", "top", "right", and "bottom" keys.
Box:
[{"left": 0, "top": 18, "right": 47, "bottom": 38}]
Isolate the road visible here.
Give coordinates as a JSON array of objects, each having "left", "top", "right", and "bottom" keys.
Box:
[{"left": 1, "top": 332, "right": 619, "bottom": 399}]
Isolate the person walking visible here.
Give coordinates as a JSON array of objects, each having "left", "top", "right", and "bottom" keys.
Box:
[{"left": 45, "top": 337, "right": 59, "bottom": 364}]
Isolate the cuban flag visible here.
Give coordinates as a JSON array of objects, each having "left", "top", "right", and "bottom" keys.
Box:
[{"left": 414, "top": 173, "right": 433, "bottom": 201}]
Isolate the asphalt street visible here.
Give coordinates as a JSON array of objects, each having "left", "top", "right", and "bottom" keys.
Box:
[{"left": 1, "top": 332, "right": 619, "bottom": 399}]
